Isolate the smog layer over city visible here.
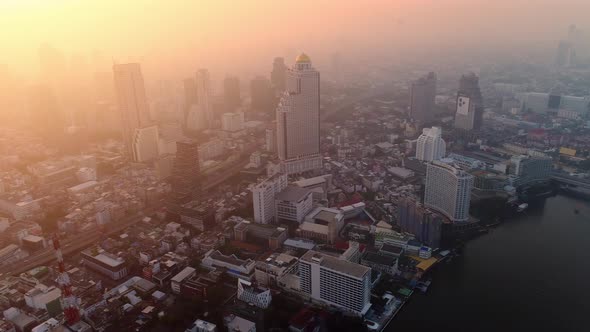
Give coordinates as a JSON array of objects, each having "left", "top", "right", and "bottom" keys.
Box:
[{"left": 1, "top": 1, "right": 590, "bottom": 331}]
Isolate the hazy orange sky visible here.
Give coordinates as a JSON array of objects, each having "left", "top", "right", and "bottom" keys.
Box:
[{"left": 1, "top": 0, "right": 589, "bottom": 81}]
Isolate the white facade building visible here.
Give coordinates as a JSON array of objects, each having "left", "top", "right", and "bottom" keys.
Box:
[
  {"left": 299, "top": 250, "right": 371, "bottom": 316},
  {"left": 132, "top": 125, "right": 160, "bottom": 162},
  {"left": 274, "top": 186, "right": 313, "bottom": 223},
  {"left": 424, "top": 160, "right": 473, "bottom": 222},
  {"left": 24, "top": 284, "right": 61, "bottom": 310},
  {"left": 237, "top": 279, "right": 272, "bottom": 309},
  {"left": 252, "top": 173, "right": 288, "bottom": 224},
  {"left": 415, "top": 126, "right": 446, "bottom": 161},
  {"left": 276, "top": 53, "right": 322, "bottom": 174}
]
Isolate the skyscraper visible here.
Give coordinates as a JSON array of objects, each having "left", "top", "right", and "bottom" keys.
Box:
[
  {"left": 183, "top": 78, "right": 198, "bottom": 127},
  {"left": 252, "top": 173, "right": 288, "bottom": 224},
  {"left": 397, "top": 196, "right": 443, "bottom": 248},
  {"left": 424, "top": 160, "right": 473, "bottom": 223},
  {"left": 250, "top": 76, "right": 274, "bottom": 113},
  {"left": 276, "top": 53, "right": 322, "bottom": 174},
  {"left": 555, "top": 41, "right": 576, "bottom": 67},
  {"left": 171, "top": 140, "right": 201, "bottom": 203},
  {"left": 196, "top": 69, "right": 213, "bottom": 128},
  {"left": 416, "top": 126, "right": 446, "bottom": 162},
  {"left": 270, "top": 57, "right": 287, "bottom": 92},
  {"left": 223, "top": 76, "right": 241, "bottom": 112},
  {"left": 409, "top": 72, "right": 436, "bottom": 123},
  {"left": 454, "top": 93, "right": 476, "bottom": 130},
  {"left": 113, "top": 63, "right": 159, "bottom": 162},
  {"left": 457, "top": 73, "right": 483, "bottom": 129},
  {"left": 26, "top": 84, "right": 64, "bottom": 137}
]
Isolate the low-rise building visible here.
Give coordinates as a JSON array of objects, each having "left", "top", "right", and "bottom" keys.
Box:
[
  {"left": 201, "top": 250, "right": 256, "bottom": 280},
  {"left": 81, "top": 248, "right": 128, "bottom": 280}
]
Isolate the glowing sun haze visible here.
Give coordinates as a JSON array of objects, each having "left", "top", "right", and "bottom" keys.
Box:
[{"left": 1, "top": 0, "right": 589, "bottom": 80}]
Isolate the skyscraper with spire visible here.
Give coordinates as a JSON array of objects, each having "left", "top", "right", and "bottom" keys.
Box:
[{"left": 276, "top": 53, "right": 322, "bottom": 174}]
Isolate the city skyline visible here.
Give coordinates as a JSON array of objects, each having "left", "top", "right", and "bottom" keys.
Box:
[{"left": 1, "top": 2, "right": 590, "bottom": 332}]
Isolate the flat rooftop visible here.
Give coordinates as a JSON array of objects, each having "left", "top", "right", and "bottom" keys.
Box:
[
  {"left": 276, "top": 186, "right": 311, "bottom": 202},
  {"left": 300, "top": 250, "right": 370, "bottom": 279},
  {"left": 312, "top": 209, "right": 340, "bottom": 223}
]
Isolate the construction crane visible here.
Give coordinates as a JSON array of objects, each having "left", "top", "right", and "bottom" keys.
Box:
[{"left": 52, "top": 234, "right": 81, "bottom": 326}]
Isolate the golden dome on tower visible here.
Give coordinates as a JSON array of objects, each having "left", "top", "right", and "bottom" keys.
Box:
[{"left": 295, "top": 53, "right": 311, "bottom": 63}]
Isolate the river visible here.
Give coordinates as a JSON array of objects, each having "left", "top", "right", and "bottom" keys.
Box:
[{"left": 392, "top": 195, "right": 590, "bottom": 331}]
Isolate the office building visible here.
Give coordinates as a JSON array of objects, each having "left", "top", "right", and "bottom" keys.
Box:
[
  {"left": 183, "top": 78, "right": 198, "bottom": 125},
  {"left": 409, "top": 72, "right": 436, "bottom": 123},
  {"left": 237, "top": 279, "right": 272, "bottom": 309},
  {"left": 454, "top": 94, "right": 476, "bottom": 130},
  {"left": 555, "top": 40, "right": 576, "bottom": 67},
  {"left": 299, "top": 250, "right": 371, "bottom": 316},
  {"left": 81, "top": 248, "right": 128, "bottom": 280},
  {"left": 171, "top": 267, "right": 196, "bottom": 294},
  {"left": 415, "top": 126, "right": 446, "bottom": 162},
  {"left": 250, "top": 76, "right": 274, "bottom": 113},
  {"left": 186, "top": 319, "right": 217, "bottom": 332},
  {"left": 271, "top": 57, "right": 287, "bottom": 92},
  {"left": 509, "top": 155, "right": 552, "bottom": 187},
  {"left": 26, "top": 84, "right": 64, "bottom": 137},
  {"left": 196, "top": 69, "right": 213, "bottom": 128},
  {"left": 425, "top": 160, "right": 473, "bottom": 223},
  {"left": 222, "top": 112, "right": 244, "bottom": 132},
  {"left": 131, "top": 125, "right": 159, "bottom": 162},
  {"left": 201, "top": 249, "right": 256, "bottom": 280},
  {"left": 519, "top": 92, "right": 589, "bottom": 116},
  {"left": 113, "top": 63, "right": 158, "bottom": 161},
  {"left": 276, "top": 53, "right": 322, "bottom": 174},
  {"left": 457, "top": 73, "right": 483, "bottom": 130},
  {"left": 171, "top": 140, "right": 200, "bottom": 203},
  {"left": 224, "top": 76, "right": 241, "bottom": 111},
  {"left": 297, "top": 207, "right": 344, "bottom": 244},
  {"left": 252, "top": 173, "right": 288, "bottom": 224},
  {"left": 234, "top": 221, "right": 288, "bottom": 250},
  {"left": 265, "top": 128, "right": 276, "bottom": 153},
  {"left": 275, "top": 186, "right": 313, "bottom": 224},
  {"left": 397, "top": 196, "right": 444, "bottom": 248}
]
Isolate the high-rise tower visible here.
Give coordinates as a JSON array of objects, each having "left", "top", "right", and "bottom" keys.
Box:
[
  {"left": 276, "top": 53, "right": 322, "bottom": 174},
  {"left": 223, "top": 76, "right": 241, "bottom": 112},
  {"left": 271, "top": 57, "right": 287, "bottom": 92},
  {"left": 416, "top": 126, "right": 446, "bottom": 161},
  {"left": 424, "top": 160, "right": 473, "bottom": 223},
  {"left": 196, "top": 69, "right": 213, "bottom": 128},
  {"left": 409, "top": 72, "right": 437, "bottom": 123},
  {"left": 113, "top": 63, "right": 159, "bottom": 162},
  {"left": 457, "top": 73, "right": 483, "bottom": 130}
]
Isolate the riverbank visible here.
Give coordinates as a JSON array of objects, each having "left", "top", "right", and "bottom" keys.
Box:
[{"left": 389, "top": 195, "right": 590, "bottom": 331}]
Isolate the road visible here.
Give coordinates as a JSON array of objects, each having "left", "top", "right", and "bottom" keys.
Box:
[{"left": 0, "top": 208, "right": 159, "bottom": 277}]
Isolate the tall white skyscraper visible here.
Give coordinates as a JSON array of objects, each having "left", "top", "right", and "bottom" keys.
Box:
[
  {"left": 113, "top": 63, "right": 159, "bottom": 162},
  {"left": 424, "top": 160, "right": 473, "bottom": 223},
  {"left": 252, "top": 172, "right": 288, "bottom": 224},
  {"left": 416, "top": 126, "right": 446, "bottom": 161},
  {"left": 276, "top": 53, "right": 322, "bottom": 174},
  {"left": 196, "top": 69, "right": 213, "bottom": 129}
]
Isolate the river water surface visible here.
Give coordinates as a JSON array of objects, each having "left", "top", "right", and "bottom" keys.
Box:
[{"left": 392, "top": 195, "right": 590, "bottom": 332}]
